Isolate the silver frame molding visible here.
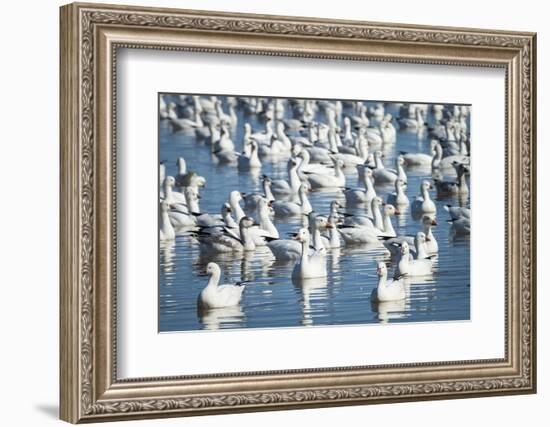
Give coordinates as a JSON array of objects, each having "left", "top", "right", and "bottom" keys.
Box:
[{"left": 60, "top": 2, "right": 536, "bottom": 423}]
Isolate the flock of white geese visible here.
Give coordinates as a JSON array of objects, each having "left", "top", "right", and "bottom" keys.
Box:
[{"left": 159, "top": 95, "right": 471, "bottom": 311}]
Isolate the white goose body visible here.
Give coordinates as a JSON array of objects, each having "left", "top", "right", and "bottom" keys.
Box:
[
  {"left": 371, "top": 262, "right": 406, "bottom": 302},
  {"left": 159, "top": 202, "right": 176, "bottom": 241},
  {"left": 267, "top": 214, "right": 326, "bottom": 261},
  {"left": 411, "top": 180, "right": 437, "bottom": 215},
  {"left": 237, "top": 140, "right": 262, "bottom": 170},
  {"left": 386, "top": 179, "right": 409, "bottom": 206},
  {"left": 306, "top": 159, "right": 346, "bottom": 189},
  {"left": 271, "top": 158, "right": 301, "bottom": 195},
  {"left": 292, "top": 228, "right": 327, "bottom": 280},
  {"left": 272, "top": 184, "right": 312, "bottom": 217},
  {"left": 198, "top": 217, "right": 257, "bottom": 253},
  {"left": 344, "top": 167, "right": 377, "bottom": 205},
  {"left": 396, "top": 241, "right": 433, "bottom": 276},
  {"left": 198, "top": 262, "right": 245, "bottom": 309}
]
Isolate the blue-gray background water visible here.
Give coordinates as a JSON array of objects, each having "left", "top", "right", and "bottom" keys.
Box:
[{"left": 159, "top": 96, "right": 470, "bottom": 332}]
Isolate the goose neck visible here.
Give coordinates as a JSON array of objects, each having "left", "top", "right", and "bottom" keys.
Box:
[
  {"left": 383, "top": 212, "right": 395, "bottom": 235},
  {"left": 207, "top": 269, "right": 221, "bottom": 288},
  {"left": 240, "top": 225, "right": 255, "bottom": 251},
  {"left": 177, "top": 160, "right": 187, "bottom": 175},
  {"left": 373, "top": 204, "right": 383, "bottom": 230}
]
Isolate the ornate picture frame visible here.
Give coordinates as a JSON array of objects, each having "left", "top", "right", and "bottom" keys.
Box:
[{"left": 60, "top": 2, "right": 536, "bottom": 423}]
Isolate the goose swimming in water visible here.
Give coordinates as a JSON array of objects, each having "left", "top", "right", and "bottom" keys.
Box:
[
  {"left": 237, "top": 140, "right": 262, "bottom": 170},
  {"left": 243, "top": 175, "right": 275, "bottom": 212},
  {"left": 338, "top": 204, "right": 399, "bottom": 245},
  {"left": 271, "top": 158, "right": 302, "bottom": 196},
  {"left": 197, "top": 216, "right": 257, "bottom": 253},
  {"left": 395, "top": 241, "right": 433, "bottom": 276},
  {"left": 197, "top": 262, "right": 245, "bottom": 309},
  {"left": 159, "top": 201, "right": 176, "bottom": 241},
  {"left": 411, "top": 180, "right": 436, "bottom": 215},
  {"left": 383, "top": 215, "right": 438, "bottom": 257},
  {"left": 271, "top": 183, "right": 313, "bottom": 217},
  {"left": 371, "top": 262, "right": 406, "bottom": 302},
  {"left": 386, "top": 178, "right": 409, "bottom": 207},
  {"left": 306, "top": 158, "right": 346, "bottom": 189},
  {"left": 344, "top": 167, "right": 377, "bottom": 205},
  {"left": 292, "top": 228, "right": 327, "bottom": 280}
]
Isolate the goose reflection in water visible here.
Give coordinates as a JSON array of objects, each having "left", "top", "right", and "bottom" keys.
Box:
[
  {"left": 292, "top": 276, "right": 329, "bottom": 327},
  {"left": 198, "top": 305, "right": 245, "bottom": 331}
]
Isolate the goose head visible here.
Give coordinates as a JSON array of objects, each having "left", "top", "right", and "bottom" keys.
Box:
[
  {"left": 205, "top": 262, "right": 221, "bottom": 277},
  {"left": 396, "top": 155, "right": 405, "bottom": 167},
  {"left": 415, "top": 231, "right": 428, "bottom": 246},
  {"left": 292, "top": 143, "right": 303, "bottom": 157},
  {"left": 160, "top": 201, "right": 170, "bottom": 213},
  {"left": 229, "top": 190, "right": 243, "bottom": 203},
  {"left": 422, "top": 215, "right": 437, "bottom": 230},
  {"left": 315, "top": 216, "right": 330, "bottom": 230},
  {"left": 330, "top": 200, "right": 343, "bottom": 212},
  {"left": 400, "top": 241, "right": 411, "bottom": 256},
  {"left": 163, "top": 176, "right": 176, "bottom": 188},
  {"left": 239, "top": 216, "right": 255, "bottom": 229},
  {"left": 221, "top": 202, "right": 232, "bottom": 216},
  {"left": 371, "top": 196, "right": 383, "bottom": 209},
  {"left": 376, "top": 261, "right": 388, "bottom": 278},
  {"left": 293, "top": 227, "right": 310, "bottom": 242},
  {"left": 420, "top": 180, "right": 433, "bottom": 193},
  {"left": 383, "top": 204, "right": 400, "bottom": 216}
]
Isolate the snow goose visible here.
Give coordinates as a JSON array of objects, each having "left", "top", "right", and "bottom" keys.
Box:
[
  {"left": 434, "top": 162, "right": 470, "bottom": 196},
  {"left": 383, "top": 215, "right": 438, "bottom": 258},
  {"left": 272, "top": 183, "right": 312, "bottom": 217},
  {"left": 267, "top": 214, "right": 328, "bottom": 261},
  {"left": 161, "top": 176, "right": 187, "bottom": 207},
  {"left": 371, "top": 151, "right": 407, "bottom": 186},
  {"left": 214, "top": 100, "right": 237, "bottom": 128},
  {"left": 243, "top": 175, "right": 275, "bottom": 211},
  {"left": 449, "top": 217, "right": 471, "bottom": 236},
  {"left": 196, "top": 203, "right": 239, "bottom": 238},
  {"left": 306, "top": 159, "right": 346, "bottom": 189},
  {"left": 343, "top": 196, "right": 384, "bottom": 228},
  {"left": 197, "top": 262, "right": 245, "bottom": 309},
  {"left": 339, "top": 204, "right": 399, "bottom": 244},
  {"left": 271, "top": 158, "right": 301, "bottom": 196},
  {"left": 345, "top": 166, "right": 377, "bottom": 205},
  {"left": 411, "top": 180, "right": 437, "bottom": 215},
  {"left": 397, "top": 106, "right": 424, "bottom": 130},
  {"left": 292, "top": 228, "right": 327, "bottom": 280},
  {"left": 400, "top": 149, "right": 433, "bottom": 167},
  {"left": 237, "top": 140, "right": 262, "bottom": 171},
  {"left": 228, "top": 190, "right": 246, "bottom": 223},
  {"left": 198, "top": 216, "right": 257, "bottom": 253},
  {"left": 348, "top": 104, "right": 370, "bottom": 128},
  {"left": 174, "top": 157, "right": 206, "bottom": 188},
  {"left": 332, "top": 134, "right": 369, "bottom": 167},
  {"left": 159, "top": 202, "right": 176, "bottom": 241},
  {"left": 295, "top": 147, "right": 333, "bottom": 176},
  {"left": 371, "top": 262, "right": 406, "bottom": 302},
  {"left": 249, "top": 119, "right": 274, "bottom": 145},
  {"left": 321, "top": 213, "right": 342, "bottom": 249},
  {"left": 432, "top": 141, "right": 470, "bottom": 171},
  {"left": 386, "top": 179, "right": 409, "bottom": 207},
  {"left": 395, "top": 241, "right": 433, "bottom": 277},
  {"left": 258, "top": 134, "right": 290, "bottom": 158},
  {"left": 444, "top": 205, "right": 471, "bottom": 220}
]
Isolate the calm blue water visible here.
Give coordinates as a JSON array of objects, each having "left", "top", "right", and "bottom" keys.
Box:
[{"left": 159, "top": 96, "right": 470, "bottom": 332}]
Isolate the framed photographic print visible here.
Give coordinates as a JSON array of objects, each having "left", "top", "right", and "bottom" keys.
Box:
[{"left": 60, "top": 2, "right": 537, "bottom": 423}]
